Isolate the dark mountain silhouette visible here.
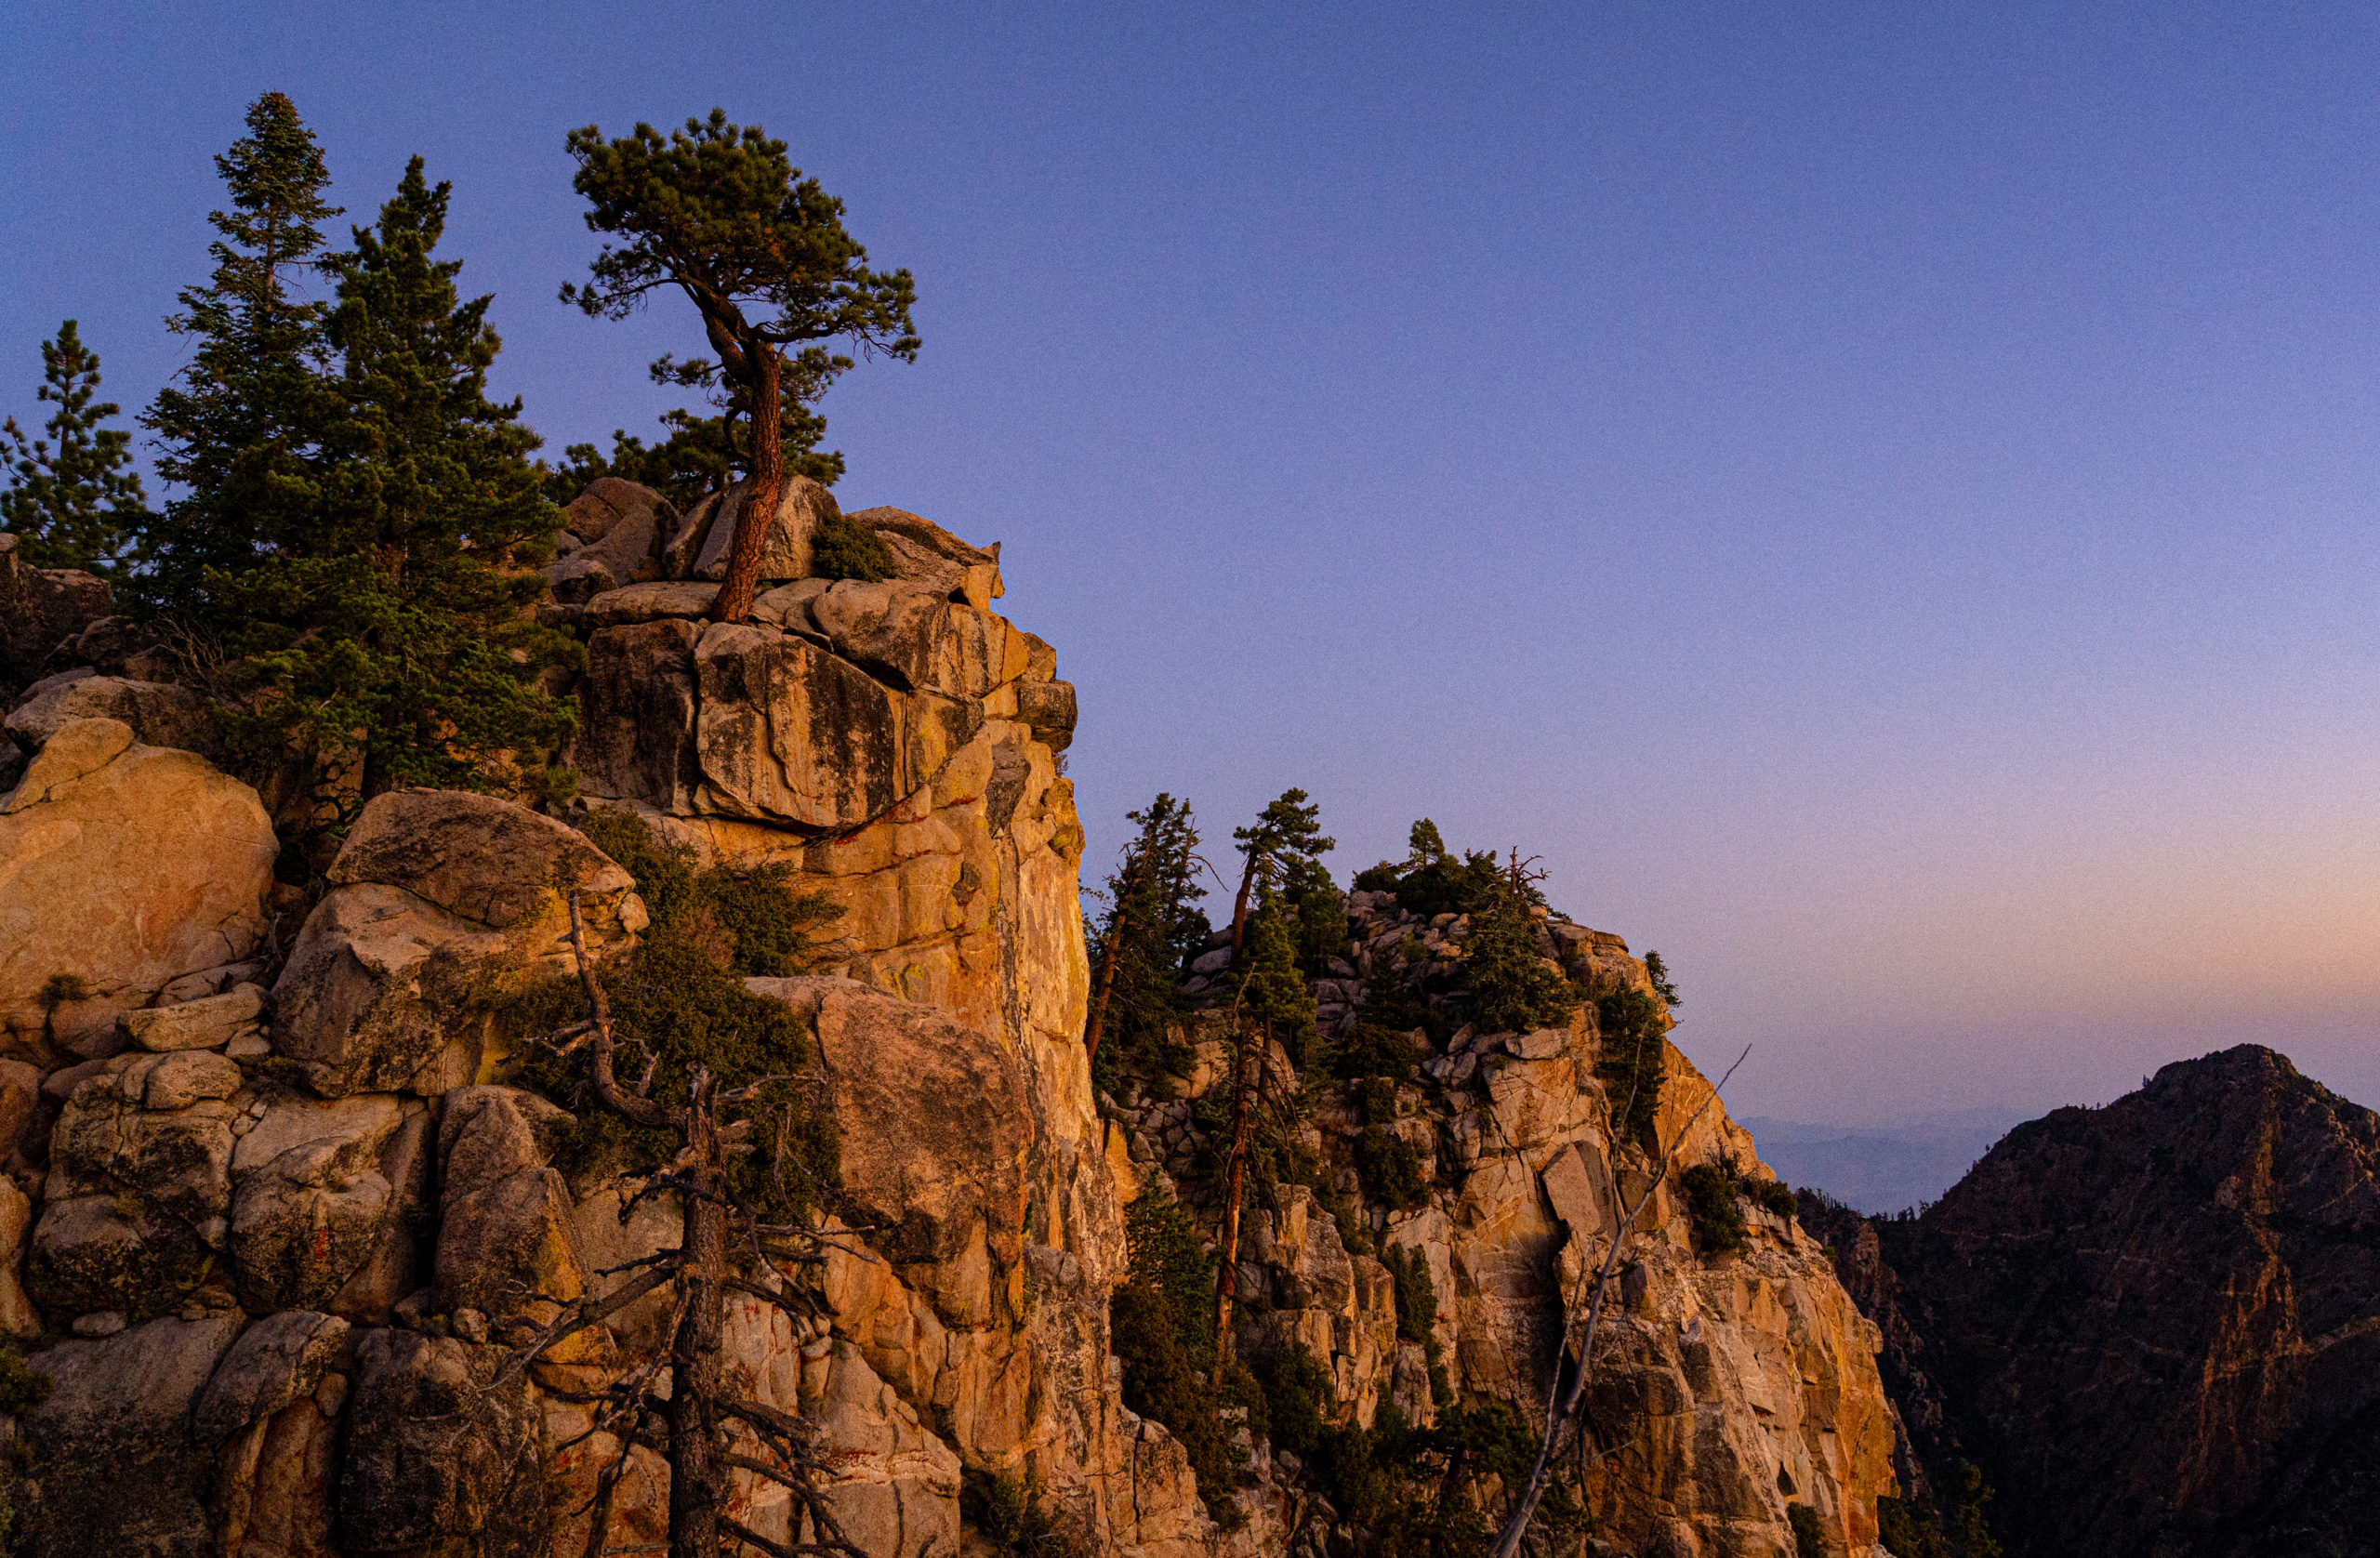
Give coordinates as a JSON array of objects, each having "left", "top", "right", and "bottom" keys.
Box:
[{"left": 1806, "top": 1045, "right": 2380, "bottom": 1558}]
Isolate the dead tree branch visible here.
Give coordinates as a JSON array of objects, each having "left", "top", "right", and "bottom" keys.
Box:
[{"left": 1487, "top": 1042, "right": 1752, "bottom": 1558}]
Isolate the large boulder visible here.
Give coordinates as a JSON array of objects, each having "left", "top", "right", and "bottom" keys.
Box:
[
  {"left": 432, "top": 1087, "right": 588, "bottom": 1341},
  {"left": 748, "top": 978, "right": 1028, "bottom": 1327},
  {"left": 0, "top": 719, "right": 277, "bottom": 1058},
  {"left": 791, "top": 1339, "right": 963, "bottom": 1554},
  {"left": 328, "top": 788, "right": 635, "bottom": 931},
  {"left": 28, "top": 1051, "right": 243, "bottom": 1316},
  {"left": 16, "top": 1314, "right": 245, "bottom": 1558},
  {"left": 272, "top": 790, "right": 641, "bottom": 1097},
  {"left": 691, "top": 474, "right": 837, "bottom": 583},
  {"left": 6, "top": 673, "right": 206, "bottom": 755},
  {"left": 845, "top": 505, "right": 1004, "bottom": 610},
  {"left": 197, "top": 1311, "right": 351, "bottom": 1558},
  {"left": 543, "top": 478, "right": 669, "bottom": 602},
  {"left": 0, "top": 535, "right": 112, "bottom": 693},
  {"left": 229, "top": 1093, "right": 423, "bottom": 1314},
  {"left": 802, "top": 578, "right": 1034, "bottom": 699},
  {"left": 573, "top": 618, "right": 703, "bottom": 812},
  {"left": 338, "top": 1327, "right": 549, "bottom": 1558},
  {"left": 269, "top": 885, "right": 509, "bottom": 1098}
]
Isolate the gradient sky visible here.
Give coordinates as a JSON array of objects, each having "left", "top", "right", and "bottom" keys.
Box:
[{"left": 8, "top": 3, "right": 2380, "bottom": 1124}]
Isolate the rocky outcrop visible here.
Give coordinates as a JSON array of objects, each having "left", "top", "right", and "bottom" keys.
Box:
[
  {"left": 1842, "top": 1046, "right": 2380, "bottom": 1558},
  {"left": 0, "top": 483, "right": 1897, "bottom": 1558},
  {"left": 271, "top": 789, "right": 643, "bottom": 1097},
  {"left": 1122, "top": 891, "right": 1897, "bottom": 1557},
  {"left": 0, "top": 718, "right": 279, "bottom": 1059},
  {"left": 0, "top": 534, "right": 112, "bottom": 694},
  {"left": 5, "top": 671, "right": 207, "bottom": 755},
  {"left": 16, "top": 1313, "right": 246, "bottom": 1558}
]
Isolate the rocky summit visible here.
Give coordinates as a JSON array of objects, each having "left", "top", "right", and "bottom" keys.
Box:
[
  {"left": 1804, "top": 1044, "right": 2380, "bottom": 1558},
  {"left": 0, "top": 485, "right": 1896, "bottom": 1557}
]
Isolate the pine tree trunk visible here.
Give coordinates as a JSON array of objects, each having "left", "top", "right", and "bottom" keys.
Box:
[
  {"left": 1085, "top": 852, "right": 1147, "bottom": 1061},
  {"left": 712, "top": 345, "right": 783, "bottom": 624},
  {"left": 1228, "top": 854, "right": 1259, "bottom": 965},
  {"left": 667, "top": 1097, "right": 730, "bottom": 1558},
  {"left": 1211, "top": 1033, "right": 1257, "bottom": 1361}
]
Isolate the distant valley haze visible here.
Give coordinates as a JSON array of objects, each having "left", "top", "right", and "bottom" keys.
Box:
[{"left": 10, "top": 2, "right": 2380, "bottom": 1129}]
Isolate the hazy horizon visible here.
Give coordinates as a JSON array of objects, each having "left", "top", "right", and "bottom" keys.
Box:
[{"left": 10, "top": 4, "right": 2380, "bottom": 1124}]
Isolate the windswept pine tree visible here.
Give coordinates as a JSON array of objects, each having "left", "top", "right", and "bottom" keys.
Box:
[
  {"left": 562, "top": 110, "right": 919, "bottom": 620},
  {"left": 0, "top": 321, "right": 150, "bottom": 572}
]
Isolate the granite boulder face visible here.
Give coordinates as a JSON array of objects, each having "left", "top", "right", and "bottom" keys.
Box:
[
  {"left": 0, "top": 717, "right": 278, "bottom": 1058},
  {"left": 271, "top": 789, "right": 644, "bottom": 1097},
  {"left": 0, "top": 533, "right": 113, "bottom": 694},
  {"left": 1843, "top": 1045, "right": 2380, "bottom": 1558}
]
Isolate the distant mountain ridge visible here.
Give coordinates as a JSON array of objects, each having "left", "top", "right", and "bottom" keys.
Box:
[
  {"left": 1810, "top": 1045, "right": 2380, "bottom": 1558},
  {"left": 1741, "top": 1107, "right": 2023, "bottom": 1213}
]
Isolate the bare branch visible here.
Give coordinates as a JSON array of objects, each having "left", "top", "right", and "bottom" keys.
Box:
[{"left": 1488, "top": 1043, "right": 1752, "bottom": 1558}]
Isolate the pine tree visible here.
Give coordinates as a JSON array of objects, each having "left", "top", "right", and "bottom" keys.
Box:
[
  {"left": 0, "top": 321, "right": 149, "bottom": 571},
  {"left": 139, "top": 91, "right": 341, "bottom": 611},
  {"left": 1086, "top": 794, "right": 1210, "bottom": 1089},
  {"left": 1460, "top": 850, "right": 1572, "bottom": 1035},
  {"left": 1226, "top": 788, "right": 1335, "bottom": 964},
  {"left": 205, "top": 155, "right": 578, "bottom": 807},
  {"left": 562, "top": 110, "right": 919, "bottom": 622}
]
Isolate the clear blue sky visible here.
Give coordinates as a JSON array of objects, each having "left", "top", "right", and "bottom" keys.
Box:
[{"left": 9, "top": 3, "right": 2380, "bottom": 1123}]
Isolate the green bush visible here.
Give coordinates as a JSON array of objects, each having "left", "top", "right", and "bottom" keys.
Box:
[
  {"left": 1355, "top": 1125, "right": 1427, "bottom": 1211},
  {"left": 1330, "top": 1022, "right": 1422, "bottom": 1082},
  {"left": 1460, "top": 898, "right": 1573, "bottom": 1035},
  {"left": 962, "top": 1470, "right": 1080, "bottom": 1557},
  {"left": 1593, "top": 986, "right": 1667, "bottom": 1142},
  {"left": 0, "top": 1350, "right": 52, "bottom": 1415},
  {"left": 1381, "top": 1245, "right": 1437, "bottom": 1344},
  {"left": 1876, "top": 1497, "right": 1953, "bottom": 1558},
  {"left": 509, "top": 809, "right": 840, "bottom": 1210},
  {"left": 1124, "top": 1186, "right": 1215, "bottom": 1370},
  {"left": 808, "top": 508, "right": 897, "bottom": 581},
  {"left": 1678, "top": 1161, "right": 1748, "bottom": 1256},
  {"left": 1255, "top": 1343, "right": 1333, "bottom": 1459},
  {"left": 1789, "top": 1500, "right": 1831, "bottom": 1558},
  {"left": 1747, "top": 1177, "right": 1798, "bottom": 1219},
  {"left": 1110, "top": 1283, "right": 1241, "bottom": 1525}
]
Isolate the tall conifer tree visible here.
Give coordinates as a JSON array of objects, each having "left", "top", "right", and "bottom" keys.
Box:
[
  {"left": 139, "top": 91, "right": 340, "bottom": 610},
  {"left": 205, "top": 155, "right": 577, "bottom": 806},
  {"left": 1086, "top": 794, "right": 1210, "bottom": 1086},
  {"left": 0, "top": 321, "right": 150, "bottom": 571}
]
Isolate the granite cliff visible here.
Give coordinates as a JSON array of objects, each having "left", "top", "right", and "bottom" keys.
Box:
[{"left": 0, "top": 482, "right": 1895, "bottom": 1557}]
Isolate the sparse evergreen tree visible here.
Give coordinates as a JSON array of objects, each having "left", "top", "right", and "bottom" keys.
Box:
[
  {"left": 0, "top": 321, "right": 149, "bottom": 571},
  {"left": 1086, "top": 794, "right": 1210, "bottom": 1089},
  {"left": 1226, "top": 787, "right": 1335, "bottom": 963},
  {"left": 139, "top": 91, "right": 342, "bottom": 611},
  {"left": 562, "top": 111, "right": 919, "bottom": 622},
  {"left": 1460, "top": 854, "right": 1572, "bottom": 1035},
  {"left": 201, "top": 155, "right": 579, "bottom": 809}
]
